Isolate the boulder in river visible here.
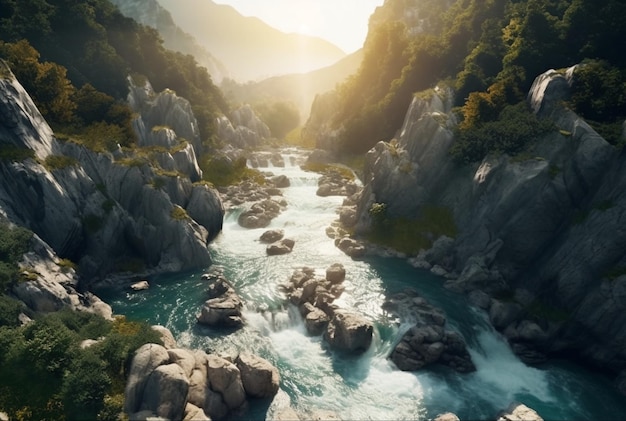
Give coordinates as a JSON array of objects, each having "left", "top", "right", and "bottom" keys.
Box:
[
  {"left": 385, "top": 289, "right": 475, "bottom": 373},
  {"left": 260, "top": 229, "right": 285, "bottom": 243},
  {"left": 323, "top": 309, "right": 373, "bottom": 354},
  {"left": 266, "top": 238, "right": 295, "bottom": 255},
  {"left": 197, "top": 275, "right": 244, "bottom": 328},
  {"left": 235, "top": 353, "right": 280, "bottom": 399}
]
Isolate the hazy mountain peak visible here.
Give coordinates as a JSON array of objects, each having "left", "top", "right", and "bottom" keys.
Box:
[{"left": 157, "top": 0, "right": 347, "bottom": 81}]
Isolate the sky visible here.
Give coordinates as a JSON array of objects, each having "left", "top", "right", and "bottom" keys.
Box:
[{"left": 213, "top": 0, "right": 385, "bottom": 53}]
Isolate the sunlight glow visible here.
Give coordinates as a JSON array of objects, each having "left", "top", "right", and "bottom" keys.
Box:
[{"left": 213, "top": 0, "right": 385, "bottom": 53}]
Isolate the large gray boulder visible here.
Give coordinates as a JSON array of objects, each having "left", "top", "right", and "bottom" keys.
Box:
[
  {"left": 197, "top": 276, "right": 244, "bottom": 328},
  {"left": 206, "top": 354, "right": 247, "bottom": 410},
  {"left": 141, "top": 363, "right": 189, "bottom": 421},
  {"left": 235, "top": 353, "right": 280, "bottom": 399},
  {"left": 124, "top": 343, "right": 171, "bottom": 414},
  {"left": 324, "top": 310, "right": 373, "bottom": 354}
]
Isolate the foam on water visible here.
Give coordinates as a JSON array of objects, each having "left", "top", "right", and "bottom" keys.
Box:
[{"left": 100, "top": 148, "right": 626, "bottom": 421}]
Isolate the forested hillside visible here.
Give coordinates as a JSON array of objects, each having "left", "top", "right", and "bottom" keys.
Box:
[
  {"left": 0, "top": 0, "right": 228, "bottom": 149},
  {"left": 320, "top": 0, "right": 626, "bottom": 156}
]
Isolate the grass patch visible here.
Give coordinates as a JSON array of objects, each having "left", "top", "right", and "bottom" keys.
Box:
[
  {"left": 42, "top": 155, "right": 78, "bottom": 171},
  {"left": 57, "top": 259, "right": 77, "bottom": 273},
  {"left": 0, "top": 146, "right": 35, "bottom": 162},
  {"left": 365, "top": 203, "right": 457, "bottom": 254},
  {"left": 300, "top": 162, "right": 355, "bottom": 181},
  {"left": 170, "top": 206, "right": 189, "bottom": 221},
  {"left": 200, "top": 155, "right": 265, "bottom": 187}
]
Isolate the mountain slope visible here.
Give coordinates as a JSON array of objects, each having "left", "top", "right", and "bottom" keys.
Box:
[
  {"left": 109, "top": 0, "right": 229, "bottom": 82},
  {"left": 223, "top": 49, "right": 363, "bottom": 120},
  {"left": 157, "top": 0, "right": 347, "bottom": 81}
]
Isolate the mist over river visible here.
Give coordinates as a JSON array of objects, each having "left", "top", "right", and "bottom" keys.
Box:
[{"left": 100, "top": 149, "right": 626, "bottom": 420}]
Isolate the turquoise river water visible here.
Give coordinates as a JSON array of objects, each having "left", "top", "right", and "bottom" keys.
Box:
[{"left": 99, "top": 149, "right": 626, "bottom": 420}]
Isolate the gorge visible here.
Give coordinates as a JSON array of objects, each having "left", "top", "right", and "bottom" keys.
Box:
[{"left": 1, "top": 0, "right": 626, "bottom": 420}]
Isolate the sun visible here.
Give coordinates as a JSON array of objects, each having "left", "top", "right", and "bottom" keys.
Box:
[{"left": 297, "top": 23, "right": 311, "bottom": 36}]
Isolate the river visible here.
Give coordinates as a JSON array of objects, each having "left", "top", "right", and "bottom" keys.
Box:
[{"left": 100, "top": 148, "right": 626, "bottom": 420}]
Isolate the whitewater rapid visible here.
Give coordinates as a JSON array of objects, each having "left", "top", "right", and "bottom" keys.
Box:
[{"left": 102, "top": 148, "right": 626, "bottom": 420}]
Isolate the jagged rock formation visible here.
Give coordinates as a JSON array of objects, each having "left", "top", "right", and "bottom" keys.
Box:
[
  {"left": 385, "top": 289, "right": 475, "bottom": 373},
  {"left": 0, "top": 63, "right": 224, "bottom": 289},
  {"left": 216, "top": 104, "right": 271, "bottom": 149},
  {"left": 197, "top": 270, "right": 244, "bottom": 328},
  {"left": 352, "top": 66, "right": 626, "bottom": 385}
]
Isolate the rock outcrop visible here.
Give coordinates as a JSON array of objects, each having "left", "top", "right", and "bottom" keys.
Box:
[
  {"left": 0, "top": 63, "right": 224, "bottom": 289},
  {"left": 124, "top": 343, "right": 280, "bottom": 421},
  {"left": 385, "top": 289, "right": 475, "bottom": 373},
  {"left": 351, "top": 66, "right": 626, "bottom": 382},
  {"left": 282, "top": 264, "right": 373, "bottom": 354},
  {"left": 197, "top": 271, "right": 244, "bottom": 328},
  {"left": 216, "top": 105, "right": 271, "bottom": 149}
]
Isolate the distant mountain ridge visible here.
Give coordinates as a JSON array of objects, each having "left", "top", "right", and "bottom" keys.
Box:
[
  {"left": 156, "top": 0, "right": 347, "bottom": 81},
  {"left": 109, "top": 0, "right": 229, "bottom": 81}
]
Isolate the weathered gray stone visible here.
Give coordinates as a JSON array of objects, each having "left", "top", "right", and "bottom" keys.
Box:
[
  {"left": 496, "top": 403, "right": 544, "bottom": 421},
  {"left": 124, "top": 343, "right": 171, "bottom": 414},
  {"left": 324, "top": 310, "right": 373, "bottom": 354},
  {"left": 206, "top": 354, "right": 247, "bottom": 410},
  {"left": 235, "top": 353, "right": 280, "bottom": 399},
  {"left": 141, "top": 363, "right": 189, "bottom": 421},
  {"left": 260, "top": 229, "right": 285, "bottom": 243}
]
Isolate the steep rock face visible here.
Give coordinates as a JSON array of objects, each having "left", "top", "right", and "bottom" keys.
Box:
[
  {"left": 216, "top": 104, "right": 271, "bottom": 149},
  {"left": 355, "top": 67, "right": 626, "bottom": 375},
  {"left": 0, "top": 65, "right": 224, "bottom": 286}
]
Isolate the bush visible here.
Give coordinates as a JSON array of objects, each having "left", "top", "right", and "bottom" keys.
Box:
[
  {"left": 200, "top": 155, "right": 265, "bottom": 187},
  {"left": 451, "top": 101, "right": 554, "bottom": 164},
  {"left": 366, "top": 203, "right": 457, "bottom": 254},
  {"left": 0, "top": 222, "right": 32, "bottom": 292},
  {"left": 0, "top": 295, "right": 24, "bottom": 328}
]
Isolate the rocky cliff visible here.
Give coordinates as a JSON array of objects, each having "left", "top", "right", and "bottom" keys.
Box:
[
  {"left": 353, "top": 67, "right": 626, "bottom": 386},
  {"left": 216, "top": 104, "right": 271, "bottom": 149},
  {"left": 0, "top": 63, "right": 224, "bottom": 293}
]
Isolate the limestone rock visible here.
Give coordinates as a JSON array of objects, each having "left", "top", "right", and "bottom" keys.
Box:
[
  {"left": 197, "top": 277, "right": 244, "bottom": 328},
  {"left": 206, "top": 354, "right": 247, "bottom": 410},
  {"left": 235, "top": 353, "right": 280, "bottom": 399},
  {"left": 152, "top": 325, "right": 177, "bottom": 349},
  {"left": 325, "top": 263, "right": 346, "bottom": 284},
  {"left": 496, "top": 403, "right": 544, "bottom": 421},
  {"left": 131, "top": 280, "right": 150, "bottom": 291},
  {"left": 141, "top": 363, "right": 189, "bottom": 421},
  {"left": 183, "top": 403, "right": 211, "bottom": 421},
  {"left": 324, "top": 310, "right": 373, "bottom": 354},
  {"left": 267, "top": 238, "right": 295, "bottom": 255},
  {"left": 260, "top": 229, "right": 285, "bottom": 243},
  {"left": 124, "top": 343, "right": 171, "bottom": 414}
]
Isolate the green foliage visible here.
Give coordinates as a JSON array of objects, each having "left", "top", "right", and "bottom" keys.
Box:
[
  {"left": 366, "top": 203, "right": 457, "bottom": 254},
  {"left": 0, "top": 309, "right": 161, "bottom": 420},
  {"left": 0, "top": 221, "right": 32, "bottom": 292},
  {"left": 255, "top": 101, "right": 300, "bottom": 140},
  {"left": 170, "top": 206, "right": 189, "bottom": 221},
  {"left": 0, "top": 39, "right": 76, "bottom": 124},
  {"left": 0, "top": 295, "right": 24, "bottom": 328},
  {"left": 43, "top": 154, "right": 78, "bottom": 170},
  {"left": 0, "top": 145, "right": 35, "bottom": 162},
  {"left": 0, "top": 0, "right": 228, "bottom": 147},
  {"left": 300, "top": 162, "right": 355, "bottom": 181},
  {"left": 567, "top": 60, "right": 626, "bottom": 145},
  {"left": 321, "top": 0, "right": 626, "bottom": 156},
  {"left": 200, "top": 155, "right": 265, "bottom": 187},
  {"left": 451, "top": 101, "right": 554, "bottom": 164}
]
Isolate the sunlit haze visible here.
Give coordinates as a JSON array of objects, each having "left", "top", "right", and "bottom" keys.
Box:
[{"left": 213, "top": 0, "right": 385, "bottom": 53}]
